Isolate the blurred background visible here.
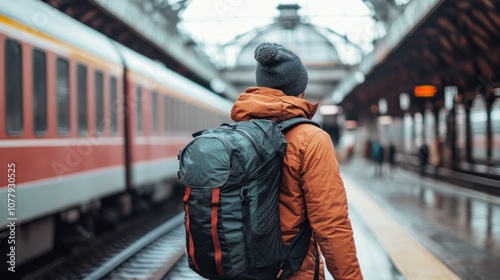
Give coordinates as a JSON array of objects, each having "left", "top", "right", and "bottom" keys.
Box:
[{"left": 1, "top": 0, "right": 499, "bottom": 279}]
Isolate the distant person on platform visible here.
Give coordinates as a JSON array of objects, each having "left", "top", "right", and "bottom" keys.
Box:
[
  {"left": 429, "top": 137, "right": 442, "bottom": 177},
  {"left": 372, "top": 140, "right": 384, "bottom": 176},
  {"left": 387, "top": 142, "right": 396, "bottom": 170},
  {"left": 230, "top": 42, "right": 363, "bottom": 279},
  {"left": 418, "top": 142, "right": 429, "bottom": 176}
]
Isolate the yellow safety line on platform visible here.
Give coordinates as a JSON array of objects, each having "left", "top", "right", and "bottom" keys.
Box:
[{"left": 344, "top": 177, "right": 462, "bottom": 280}]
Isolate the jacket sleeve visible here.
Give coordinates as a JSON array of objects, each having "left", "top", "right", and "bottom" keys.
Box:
[{"left": 300, "top": 130, "right": 363, "bottom": 280}]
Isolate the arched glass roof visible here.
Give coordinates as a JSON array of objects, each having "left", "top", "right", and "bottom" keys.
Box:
[
  {"left": 236, "top": 25, "right": 340, "bottom": 65},
  {"left": 122, "top": 0, "right": 415, "bottom": 102},
  {"left": 125, "top": 0, "right": 413, "bottom": 69},
  {"left": 236, "top": 5, "right": 341, "bottom": 67},
  {"left": 178, "top": 0, "right": 413, "bottom": 68}
]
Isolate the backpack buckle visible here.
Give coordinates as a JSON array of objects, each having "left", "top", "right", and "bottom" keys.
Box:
[
  {"left": 211, "top": 199, "right": 220, "bottom": 206},
  {"left": 240, "top": 188, "right": 249, "bottom": 201}
]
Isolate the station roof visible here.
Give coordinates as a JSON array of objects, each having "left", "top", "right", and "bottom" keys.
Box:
[
  {"left": 179, "top": 0, "right": 410, "bottom": 102},
  {"left": 43, "top": 0, "right": 415, "bottom": 103},
  {"left": 216, "top": 4, "right": 355, "bottom": 102},
  {"left": 334, "top": 0, "right": 500, "bottom": 120}
]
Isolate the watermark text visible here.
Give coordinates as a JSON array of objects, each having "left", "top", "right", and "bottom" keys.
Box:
[{"left": 6, "top": 163, "right": 17, "bottom": 272}]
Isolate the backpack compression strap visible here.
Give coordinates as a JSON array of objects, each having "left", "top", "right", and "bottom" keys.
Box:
[
  {"left": 211, "top": 188, "right": 224, "bottom": 276},
  {"left": 278, "top": 117, "right": 321, "bottom": 133},
  {"left": 279, "top": 220, "right": 320, "bottom": 280},
  {"left": 183, "top": 187, "right": 200, "bottom": 271}
]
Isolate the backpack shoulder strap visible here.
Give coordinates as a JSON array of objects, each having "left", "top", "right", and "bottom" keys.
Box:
[{"left": 278, "top": 117, "right": 321, "bottom": 134}]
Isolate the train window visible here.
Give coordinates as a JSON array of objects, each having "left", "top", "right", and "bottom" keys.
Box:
[
  {"left": 199, "top": 107, "right": 205, "bottom": 132},
  {"left": 152, "top": 91, "right": 158, "bottom": 134},
  {"left": 177, "top": 99, "right": 183, "bottom": 132},
  {"left": 95, "top": 71, "right": 104, "bottom": 133},
  {"left": 182, "top": 101, "right": 188, "bottom": 132},
  {"left": 171, "top": 98, "right": 178, "bottom": 132},
  {"left": 5, "top": 39, "right": 23, "bottom": 135},
  {"left": 455, "top": 104, "right": 466, "bottom": 160},
  {"left": 178, "top": 99, "right": 184, "bottom": 133},
  {"left": 403, "top": 113, "right": 414, "bottom": 153},
  {"left": 109, "top": 76, "right": 118, "bottom": 134},
  {"left": 56, "top": 57, "right": 70, "bottom": 134},
  {"left": 197, "top": 109, "right": 202, "bottom": 132},
  {"left": 163, "top": 95, "right": 170, "bottom": 134},
  {"left": 77, "top": 64, "right": 87, "bottom": 135},
  {"left": 192, "top": 104, "right": 197, "bottom": 132},
  {"left": 392, "top": 117, "right": 402, "bottom": 150},
  {"left": 438, "top": 108, "right": 447, "bottom": 141},
  {"left": 492, "top": 98, "right": 500, "bottom": 161},
  {"left": 33, "top": 49, "right": 47, "bottom": 134},
  {"left": 194, "top": 104, "right": 200, "bottom": 131},
  {"left": 470, "top": 96, "right": 487, "bottom": 161},
  {"left": 184, "top": 103, "right": 190, "bottom": 132},
  {"left": 188, "top": 103, "right": 193, "bottom": 131},
  {"left": 424, "top": 109, "right": 435, "bottom": 142},
  {"left": 203, "top": 110, "right": 208, "bottom": 131},
  {"left": 414, "top": 112, "right": 423, "bottom": 148},
  {"left": 136, "top": 87, "right": 142, "bottom": 134},
  {"left": 178, "top": 99, "right": 183, "bottom": 132},
  {"left": 180, "top": 100, "right": 185, "bottom": 132}
]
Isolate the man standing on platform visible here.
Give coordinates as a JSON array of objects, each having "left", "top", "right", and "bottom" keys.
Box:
[{"left": 230, "top": 42, "right": 363, "bottom": 280}]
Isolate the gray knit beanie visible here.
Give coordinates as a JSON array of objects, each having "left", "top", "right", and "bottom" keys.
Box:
[{"left": 254, "top": 42, "right": 308, "bottom": 96}]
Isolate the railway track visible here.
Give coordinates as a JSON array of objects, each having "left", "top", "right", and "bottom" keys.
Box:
[
  {"left": 16, "top": 198, "right": 206, "bottom": 280},
  {"left": 87, "top": 212, "right": 186, "bottom": 280},
  {"left": 394, "top": 154, "right": 500, "bottom": 196},
  {"left": 162, "top": 256, "right": 203, "bottom": 279}
]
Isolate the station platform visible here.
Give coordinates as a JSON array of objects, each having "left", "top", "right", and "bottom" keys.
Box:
[
  {"left": 168, "top": 157, "right": 499, "bottom": 280},
  {"left": 341, "top": 157, "right": 500, "bottom": 280}
]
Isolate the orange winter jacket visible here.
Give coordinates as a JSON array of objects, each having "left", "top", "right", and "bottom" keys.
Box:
[{"left": 231, "top": 87, "right": 363, "bottom": 280}]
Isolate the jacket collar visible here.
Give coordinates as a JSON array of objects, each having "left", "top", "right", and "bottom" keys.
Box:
[{"left": 231, "top": 87, "right": 318, "bottom": 122}]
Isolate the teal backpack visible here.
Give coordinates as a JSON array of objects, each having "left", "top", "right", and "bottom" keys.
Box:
[{"left": 178, "top": 117, "right": 320, "bottom": 280}]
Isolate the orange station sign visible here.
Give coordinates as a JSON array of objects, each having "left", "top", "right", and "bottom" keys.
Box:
[{"left": 414, "top": 85, "right": 437, "bottom": 97}]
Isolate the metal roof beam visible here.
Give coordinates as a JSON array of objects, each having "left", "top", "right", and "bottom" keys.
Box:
[{"left": 330, "top": 0, "right": 444, "bottom": 104}]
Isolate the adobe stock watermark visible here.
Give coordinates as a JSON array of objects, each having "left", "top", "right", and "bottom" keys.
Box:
[
  {"left": 212, "top": 0, "right": 244, "bottom": 17},
  {"left": 50, "top": 89, "right": 146, "bottom": 180},
  {"left": 381, "top": 155, "right": 419, "bottom": 187},
  {"left": 20, "top": 0, "right": 71, "bottom": 40},
  {"left": 50, "top": 127, "right": 109, "bottom": 180},
  {"left": 6, "top": 163, "right": 17, "bottom": 273}
]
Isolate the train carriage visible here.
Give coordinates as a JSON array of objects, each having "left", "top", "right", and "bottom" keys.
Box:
[{"left": 0, "top": 0, "right": 232, "bottom": 267}]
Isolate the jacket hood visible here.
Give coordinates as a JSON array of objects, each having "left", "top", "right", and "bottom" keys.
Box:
[{"left": 231, "top": 87, "right": 318, "bottom": 122}]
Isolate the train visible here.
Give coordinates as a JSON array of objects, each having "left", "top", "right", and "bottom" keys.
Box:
[
  {"left": 356, "top": 96, "right": 500, "bottom": 186},
  {"left": 0, "top": 0, "right": 233, "bottom": 267}
]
